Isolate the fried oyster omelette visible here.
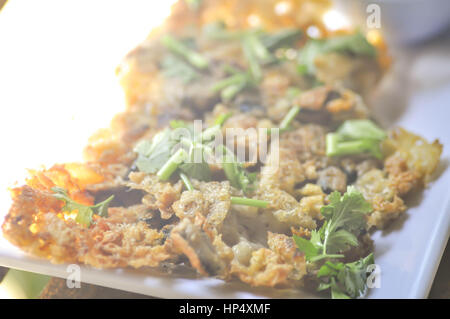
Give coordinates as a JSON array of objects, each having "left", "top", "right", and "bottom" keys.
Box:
[{"left": 2, "top": 0, "right": 443, "bottom": 298}]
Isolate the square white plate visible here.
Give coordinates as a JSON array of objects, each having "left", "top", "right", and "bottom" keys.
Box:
[{"left": 0, "top": 1, "right": 449, "bottom": 299}]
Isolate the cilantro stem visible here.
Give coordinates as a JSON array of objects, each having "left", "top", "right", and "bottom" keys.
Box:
[
  {"left": 214, "top": 112, "right": 232, "bottom": 126},
  {"left": 326, "top": 133, "right": 340, "bottom": 157},
  {"left": 279, "top": 106, "right": 301, "bottom": 132},
  {"left": 309, "top": 254, "right": 345, "bottom": 263},
  {"left": 231, "top": 196, "right": 268, "bottom": 208},
  {"left": 242, "top": 39, "right": 262, "bottom": 81},
  {"left": 220, "top": 144, "right": 240, "bottom": 188},
  {"left": 200, "top": 125, "right": 221, "bottom": 142},
  {"left": 328, "top": 139, "right": 370, "bottom": 156},
  {"left": 157, "top": 148, "right": 188, "bottom": 181},
  {"left": 180, "top": 172, "right": 194, "bottom": 191},
  {"left": 222, "top": 161, "right": 240, "bottom": 189},
  {"left": 211, "top": 73, "right": 248, "bottom": 92},
  {"left": 223, "top": 64, "right": 241, "bottom": 75},
  {"left": 162, "top": 35, "right": 209, "bottom": 69},
  {"left": 221, "top": 81, "right": 247, "bottom": 101},
  {"left": 326, "top": 134, "right": 383, "bottom": 159},
  {"left": 246, "top": 33, "right": 273, "bottom": 64}
]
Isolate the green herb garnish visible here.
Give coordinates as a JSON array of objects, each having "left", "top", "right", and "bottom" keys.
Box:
[
  {"left": 161, "top": 34, "right": 209, "bottom": 69},
  {"left": 230, "top": 196, "right": 268, "bottom": 208},
  {"left": 260, "top": 28, "right": 302, "bottom": 51},
  {"left": 279, "top": 106, "right": 301, "bottom": 133},
  {"left": 179, "top": 173, "right": 268, "bottom": 208},
  {"left": 134, "top": 128, "right": 178, "bottom": 174},
  {"left": 161, "top": 54, "right": 199, "bottom": 83},
  {"left": 179, "top": 172, "right": 194, "bottom": 191},
  {"left": 214, "top": 112, "right": 232, "bottom": 126},
  {"left": 157, "top": 148, "right": 189, "bottom": 181},
  {"left": 298, "top": 31, "right": 376, "bottom": 75},
  {"left": 220, "top": 145, "right": 257, "bottom": 194},
  {"left": 185, "top": 0, "right": 202, "bottom": 11},
  {"left": 317, "top": 253, "right": 375, "bottom": 299},
  {"left": 52, "top": 187, "right": 114, "bottom": 227},
  {"left": 326, "top": 119, "right": 386, "bottom": 159},
  {"left": 211, "top": 72, "right": 252, "bottom": 102},
  {"left": 294, "top": 186, "right": 372, "bottom": 263},
  {"left": 293, "top": 186, "right": 374, "bottom": 298},
  {"left": 179, "top": 143, "right": 212, "bottom": 182}
]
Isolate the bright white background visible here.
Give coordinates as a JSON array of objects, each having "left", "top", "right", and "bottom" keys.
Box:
[
  {"left": 0, "top": 0, "right": 448, "bottom": 298},
  {"left": 0, "top": 0, "right": 176, "bottom": 208}
]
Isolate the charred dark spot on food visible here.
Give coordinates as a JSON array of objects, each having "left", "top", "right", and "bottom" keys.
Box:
[
  {"left": 323, "top": 90, "right": 341, "bottom": 106},
  {"left": 125, "top": 163, "right": 139, "bottom": 178},
  {"left": 233, "top": 92, "right": 265, "bottom": 115},
  {"left": 298, "top": 108, "right": 332, "bottom": 126},
  {"left": 294, "top": 179, "right": 317, "bottom": 190},
  {"left": 141, "top": 211, "right": 179, "bottom": 231},
  {"left": 12, "top": 216, "right": 23, "bottom": 224},
  {"left": 317, "top": 166, "right": 347, "bottom": 194},
  {"left": 295, "top": 86, "right": 331, "bottom": 111},
  {"left": 160, "top": 225, "right": 175, "bottom": 244},
  {"left": 94, "top": 187, "right": 144, "bottom": 208},
  {"left": 346, "top": 170, "right": 358, "bottom": 185}
]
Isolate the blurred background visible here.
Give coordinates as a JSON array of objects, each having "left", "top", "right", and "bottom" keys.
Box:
[{"left": 0, "top": 0, "right": 448, "bottom": 298}]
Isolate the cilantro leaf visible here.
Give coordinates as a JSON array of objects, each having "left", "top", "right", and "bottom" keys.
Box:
[
  {"left": 179, "top": 143, "right": 211, "bottom": 181},
  {"left": 294, "top": 186, "right": 371, "bottom": 262},
  {"left": 293, "top": 187, "right": 374, "bottom": 298},
  {"left": 134, "top": 129, "right": 178, "bottom": 174},
  {"left": 320, "top": 186, "right": 372, "bottom": 254},
  {"left": 293, "top": 235, "right": 319, "bottom": 260},
  {"left": 52, "top": 187, "right": 114, "bottom": 227},
  {"left": 75, "top": 206, "right": 94, "bottom": 227},
  {"left": 317, "top": 253, "right": 375, "bottom": 299},
  {"left": 220, "top": 145, "right": 256, "bottom": 194}
]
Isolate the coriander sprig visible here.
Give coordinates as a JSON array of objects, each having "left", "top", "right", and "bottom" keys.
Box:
[
  {"left": 52, "top": 187, "right": 114, "bottom": 227},
  {"left": 317, "top": 253, "right": 375, "bottom": 299},
  {"left": 294, "top": 186, "right": 372, "bottom": 262},
  {"left": 219, "top": 145, "right": 257, "bottom": 194},
  {"left": 293, "top": 186, "right": 374, "bottom": 298}
]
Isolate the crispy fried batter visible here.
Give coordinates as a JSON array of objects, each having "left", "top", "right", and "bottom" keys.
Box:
[{"left": 1, "top": 0, "right": 443, "bottom": 293}]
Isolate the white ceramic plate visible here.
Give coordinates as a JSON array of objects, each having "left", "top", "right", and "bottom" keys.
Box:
[{"left": 0, "top": 3, "right": 449, "bottom": 299}]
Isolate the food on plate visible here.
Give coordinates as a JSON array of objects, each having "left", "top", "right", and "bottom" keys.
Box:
[{"left": 1, "top": 0, "right": 443, "bottom": 298}]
